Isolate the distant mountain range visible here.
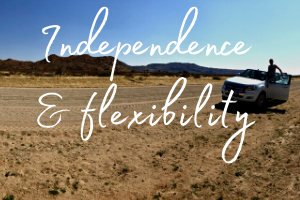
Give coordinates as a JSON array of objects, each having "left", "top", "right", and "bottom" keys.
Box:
[
  {"left": 126, "top": 62, "right": 243, "bottom": 75},
  {"left": 0, "top": 54, "right": 244, "bottom": 75},
  {"left": 0, "top": 54, "right": 130, "bottom": 75}
]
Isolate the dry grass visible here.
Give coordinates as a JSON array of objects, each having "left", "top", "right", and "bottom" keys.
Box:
[
  {"left": 0, "top": 75, "right": 226, "bottom": 88},
  {"left": 292, "top": 77, "right": 300, "bottom": 81}
]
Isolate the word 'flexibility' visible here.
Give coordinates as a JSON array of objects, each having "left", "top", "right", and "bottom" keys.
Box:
[{"left": 37, "top": 77, "right": 255, "bottom": 163}]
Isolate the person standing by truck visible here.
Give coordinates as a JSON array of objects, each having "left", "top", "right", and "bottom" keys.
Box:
[{"left": 267, "top": 58, "right": 283, "bottom": 87}]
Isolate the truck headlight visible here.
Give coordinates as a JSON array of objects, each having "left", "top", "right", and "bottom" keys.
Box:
[{"left": 246, "top": 86, "right": 257, "bottom": 91}]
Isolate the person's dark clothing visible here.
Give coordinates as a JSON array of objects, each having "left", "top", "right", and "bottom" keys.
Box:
[{"left": 268, "top": 64, "right": 277, "bottom": 79}]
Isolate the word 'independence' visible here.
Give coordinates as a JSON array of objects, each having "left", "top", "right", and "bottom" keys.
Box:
[
  {"left": 37, "top": 78, "right": 255, "bottom": 164},
  {"left": 42, "top": 7, "right": 252, "bottom": 81}
]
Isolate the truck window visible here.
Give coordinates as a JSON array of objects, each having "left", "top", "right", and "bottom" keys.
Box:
[{"left": 275, "top": 73, "right": 290, "bottom": 85}]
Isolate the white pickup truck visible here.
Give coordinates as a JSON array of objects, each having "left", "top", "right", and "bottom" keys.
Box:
[{"left": 221, "top": 69, "right": 291, "bottom": 108}]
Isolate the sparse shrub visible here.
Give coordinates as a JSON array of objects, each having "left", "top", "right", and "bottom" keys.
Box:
[
  {"left": 252, "top": 197, "right": 259, "bottom": 200},
  {"left": 125, "top": 73, "right": 134, "bottom": 78},
  {"left": 104, "top": 182, "right": 109, "bottom": 186},
  {"left": 98, "top": 71, "right": 110, "bottom": 77},
  {"left": 213, "top": 76, "right": 221, "bottom": 80},
  {"left": 156, "top": 150, "right": 166, "bottom": 157},
  {"left": 3, "top": 195, "right": 14, "bottom": 200},
  {"left": 235, "top": 171, "right": 243, "bottom": 176},
  {"left": 152, "top": 161, "right": 158, "bottom": 167},
  {"left": 139, "top": 76, "right": 145, "bottom": 81},
  {"left": 153, "top": 193, "right": 161, "bottom": 199},
  {"left": 203, "top": 180, "right": 210, "bottom": 187},
  {"left": 193, "top": 74, "right": 201, "bottom": 79},
  {"left": 195, "top": 135, "right": 209, "bottom": 142},
  {"left": 49, "top": 190, "right": 59, "bottom": 196},
  {"left": 172, "top": 183, "right": 177, "bottom": 189},
  {"left": 173, "top": 165, "right": 179, "bottom": 172},
  {"left": 60, "top": 188, "right": 66, "bottom": 193},
  {"left": 121, "top": 168, "right": 129, "bottom": 174},
  {"left": 276, "top": 129, "right": 284, "bottom": 137},
  {"left": 181, "top": 70, "right": 190, "bottom": 77},
  {"left": 291, "top": 150, "right": 295, "bottom": 154},
  {"left": 72, "top": 181, "right": 79, "bottom": 190},
  {"left": 66, "top": 177, "right": 70, "bottom": 185}
]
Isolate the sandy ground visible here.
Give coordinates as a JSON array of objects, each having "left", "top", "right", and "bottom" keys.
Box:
[{"left": 0, "top": 81, "right": 300, "bottom": 199}]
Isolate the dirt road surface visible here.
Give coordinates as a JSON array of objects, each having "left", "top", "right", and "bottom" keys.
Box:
[{"left": 0, "top": 81, "right": 300, "bottom": 131}]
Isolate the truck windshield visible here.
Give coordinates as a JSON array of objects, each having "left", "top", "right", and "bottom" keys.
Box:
[{"left": 240, "top": 69, "right": 267, "bottom": 81}]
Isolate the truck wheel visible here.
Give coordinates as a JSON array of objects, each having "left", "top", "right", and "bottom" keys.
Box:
[
  {"left": 255, "top": 92, "right": 266, "bottom": 109},
  {"left": 222, "top": 95, "right": 227, "bottom": 101}
]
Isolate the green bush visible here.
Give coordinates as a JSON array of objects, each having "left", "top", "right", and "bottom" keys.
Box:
[
  {"left": 48, "top": 190, "right": 59, "bottom": 196},
  {"left": 98, "top": 71, "right": 111, "bottom": 77},
  {"left": 235, "top": 171, "right": 243, "bottom": 176},
  {"left": 125, "top": 73, "right": 134, "bottom": 78},
  {"left": 3, "top": 195, "right": 14, "bottom": 200},
  {"left": 213, "top": 76, "right": 221, "bottom": 80}
]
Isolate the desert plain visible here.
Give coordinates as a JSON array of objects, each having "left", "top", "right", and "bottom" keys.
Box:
[{"left": 0, "top": 78, "right": 300, "bottom": 200}]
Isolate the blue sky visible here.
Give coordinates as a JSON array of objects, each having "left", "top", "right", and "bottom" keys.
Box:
[{"left": 0, "top": 0, "right": 299, "bottom": 74}]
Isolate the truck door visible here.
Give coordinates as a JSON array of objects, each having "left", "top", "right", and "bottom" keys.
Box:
[{"left": 267, "top": 75, "right": 291, "bottom": 100}]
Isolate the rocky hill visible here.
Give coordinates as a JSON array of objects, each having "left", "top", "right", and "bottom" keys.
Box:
[
  {"left": 0, "top": 54, "right": 130, "bottom": 75},
  {"left": 127, "top": 62, "right": 243, "bottom": 75},
  {"left": 0, "top": 55, "right": 244, "bottom": 76}
]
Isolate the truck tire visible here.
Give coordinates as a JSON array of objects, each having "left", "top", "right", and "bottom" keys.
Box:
[
  {"left": 255, "top": 92, "right": 266, "bottom": 110},
  {"left": 222, "top": 95, "right": 227, "bottom": 101}
]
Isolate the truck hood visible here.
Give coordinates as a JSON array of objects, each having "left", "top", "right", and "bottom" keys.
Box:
[{"left": 226, "top": 76, "right": 264, "bottom": 85}]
